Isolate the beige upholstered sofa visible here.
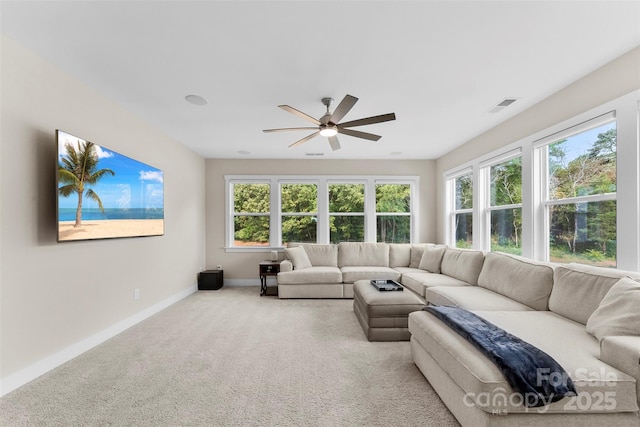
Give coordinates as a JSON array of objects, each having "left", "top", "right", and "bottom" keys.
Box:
[
  {"left": 279, "top": 243, "right": 640, "bottom": 425},
  {"left": 276, "top": 242, "right": 479, "bottom": 299},
  {"left": 409, "top": 251, "right": 640, "bottom": 426}
]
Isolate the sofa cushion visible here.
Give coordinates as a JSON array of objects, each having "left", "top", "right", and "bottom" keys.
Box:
[
  {"left": 586, "top": 277, "right": 640, "bottom": 341},
  {"left": 276, "top": 266, "right": 342, "bottom": 285},
  {"left": 477, "top": 251, "right": 555, "bottom": 310},
  {"left": 289, "top": 243, "right": 338, "bottom": 267},
  {"left": 549, "top": 263, "right": 640, "bottom": 325},
  {"left": 285, "top": 246, "right": 312, "bottom": 270},
  {"left": 418, "top": 245, "right": 446, "bottom": 273},
  {"left": 409, "top": 310, "right": 639, "bottom": 414},
  {"left": 338, "top": 242, "right": 389, "bottom": 267},
  {"left": 393, "top": 266, "right": 424, "bottom": 276},
  {"left": 401, "top": 272, "right": 470, "bottom": 297},
  {"left": 409, "top": 244, "right": 429, "bottom": 268},
  {"left": 341, "top": 266, "right": 400, "bottom": 284},
  {"left": 440, "top": 248, "right": 485, "bottom": 285},
  {"left": 426, "top": 286, "right": 534, "bottom": 311},
  {"left": 388, "top": 244, "right": 411, "bottom": 267},
  {"left": 600, "top": 335, "right": 640, "bottom": 408}
]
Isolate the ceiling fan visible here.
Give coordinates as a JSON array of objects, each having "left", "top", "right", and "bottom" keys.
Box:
[{"left": 263, "top": 95, "right": 396, "bottom": 151}]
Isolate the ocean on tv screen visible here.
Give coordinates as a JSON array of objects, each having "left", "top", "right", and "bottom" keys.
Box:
[{"left": 58, "top": 207, "right": 164, "bottom": 222}]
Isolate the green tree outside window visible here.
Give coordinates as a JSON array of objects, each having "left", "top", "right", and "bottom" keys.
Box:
[
  {"left": 376, "top": 184, "right": 411, "bottom": 243},
  {"left": 547, "top": 122, "right": 617, "bottom": 266},
  {"left": 233, "top": 183, "right": 270, "bottom": 246}
]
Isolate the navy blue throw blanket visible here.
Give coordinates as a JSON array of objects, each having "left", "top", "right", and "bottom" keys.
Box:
[{"left": 423, "top": 305, "right": 576, "bottom": 407}]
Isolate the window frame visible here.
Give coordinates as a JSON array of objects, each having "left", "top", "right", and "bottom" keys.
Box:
[
  {"left": 374, "top": 182, "right": 414, "bottom": 244},
  {"left": 224, "top": 175, "right": 419, "bottom": 251},
  {"left": 445, "top": 168, "right": 474, "bottom": 248},
  {"left": 226, "top": 179, "right": 272, "bottom": 249},
  {"left": 443, "top": 90, "right": 639, "bottom": 269},
  {"left": 327, "top": 181, "right": 366, "bottom": 244},
  {"left": 279, "top": 180, "right": 319, "bottom": 246},
  {"left": 481, "top": 149, "right": 523, "bottom": 253},
  {"left": 533, "top": 112, "right": 617, "bottom": 264}
]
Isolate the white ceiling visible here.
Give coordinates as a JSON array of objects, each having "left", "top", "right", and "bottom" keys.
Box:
[{"left": 2, "top": 1, "right": 639, "bottom": 160}]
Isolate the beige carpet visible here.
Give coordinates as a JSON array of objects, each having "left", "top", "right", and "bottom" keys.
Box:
[{"left": 0, "top": 287, "right": 458, "bottom": 426}]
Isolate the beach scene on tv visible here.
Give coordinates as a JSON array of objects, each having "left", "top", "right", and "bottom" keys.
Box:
[{"left": 57, "top": 131, "right": 164, "bottom": 242}]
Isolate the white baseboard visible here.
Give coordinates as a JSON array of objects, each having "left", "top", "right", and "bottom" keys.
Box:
[
  {"left": 224, "top": 279, "right": 261, "bottom": 287},
  {"left": 0, "top": 284, "right": 198, "bottom": 397}
]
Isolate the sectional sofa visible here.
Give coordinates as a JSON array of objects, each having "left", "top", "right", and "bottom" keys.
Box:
[
  {"left": 277, "top": 242, "right": 479, "bottom": 299},
  {"left": 277, "top": 242, "right": 640, "bottom": 426}
]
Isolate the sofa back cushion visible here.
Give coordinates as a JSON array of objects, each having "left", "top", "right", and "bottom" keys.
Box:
[
  {"left": 549, "top": 263, "right": 640, "bottom": 324},
  {"left": 338, "top": 242, "right": 389, "bottom": 267},
  {"left": 388, "top": 244, "right": 412, "bottom": 267},
  {"left": 477, "top": 252, "right": 555, "bottom": 310},
  {"left": 288, "top": 243, "right": 338, "bottom": 267},
  {"left": 440, "top": 248, "right": 485, "bottom": 285}
]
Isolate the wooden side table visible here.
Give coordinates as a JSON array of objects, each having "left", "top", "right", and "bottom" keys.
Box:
[{"left": 259, "top": 260, "right": 282, "bottom": 296}]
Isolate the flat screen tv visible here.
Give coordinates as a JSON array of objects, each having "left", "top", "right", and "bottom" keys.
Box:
[{"left": 56, "top": 130, "right": 164, "bottom": 242}]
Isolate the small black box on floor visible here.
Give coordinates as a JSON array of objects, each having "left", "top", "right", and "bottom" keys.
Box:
[{"left": 198, "top": 270, "right": 223, "bottom": 290}]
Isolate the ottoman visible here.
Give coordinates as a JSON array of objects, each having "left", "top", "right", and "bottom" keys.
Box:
[{"left": 353, "top": 279, "right": 426, "bottom": 341}]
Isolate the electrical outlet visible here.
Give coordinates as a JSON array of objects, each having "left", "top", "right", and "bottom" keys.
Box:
[
  {"left": 216, "top": 265, "right": 222, "bottom": 270},
  {"left": 134, "top": 288, "right": 140, "bottom": 300}
]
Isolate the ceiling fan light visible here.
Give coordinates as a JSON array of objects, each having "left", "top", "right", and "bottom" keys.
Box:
[{"left": 320, "top": 127, "right": 338, "bottom": 137}]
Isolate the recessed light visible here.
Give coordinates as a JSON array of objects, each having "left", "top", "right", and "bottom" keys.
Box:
[
  {"left": 185, "top": 94, "right": 208, "bottom": 106},
  {"left": 390, "top": 151, "right": 402, "bottom": 156},
  {"left": 238, "top": 150, "right": 250, "bottom": 155}
]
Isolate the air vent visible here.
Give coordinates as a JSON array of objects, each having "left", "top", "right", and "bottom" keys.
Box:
[
  {"left": 497, "top": 98, "right": 517, "bottom": 107},
  {"left": 305, "top": 152, "right": 325, "bottom": 157},
  {"left": 489, "top": 98, "right": 520, "bottom": 113}
]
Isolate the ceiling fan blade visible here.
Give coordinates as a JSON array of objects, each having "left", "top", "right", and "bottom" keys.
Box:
[
  {"left": 338, "top": 113, "right": 396, "bottom": 128},
  {"left": 328, "top": 135, "right": 341, "bottom": 151},
  {"left": 263, "top": 127, "right": 318, "bottom": 133},
  {"left": 329, "top": 94, "right": 358, "bottom": 124},
  {"left": 338, "top": 128, "right": 382, "bottom": 141},
  {"left": 278, "top": 105, "right": 322, "bottom": 125},
  {"left": 289, "top": 131, "right": 320, "bottom": 148}
]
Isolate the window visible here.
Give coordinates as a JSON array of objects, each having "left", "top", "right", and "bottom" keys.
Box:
[
  {"left": 443, "top": 93, "right": 637, "bottom": 268},
  {"left": 542, "top": 117, "right": 617, "bottom": 267},
  {"left": 280, "top": 183, "right": 317, "bottom": 245},
  {"left": 449, "top": 172, "right": 473, "bottom": 248},
  {"left": 376, "top": 183, "right": 411, "bottom": 243},
  {"left": 488, "top": 156, "right": 522, "bottom": 254},
  {"left": 329, "top": 183, "right": 364, "bottom": 243},
  {"left": 225, "top": 175, "right": 419, "bottom": 249},
  {"left": 232, "top": 182, "right": 270, "bottom": 247}
]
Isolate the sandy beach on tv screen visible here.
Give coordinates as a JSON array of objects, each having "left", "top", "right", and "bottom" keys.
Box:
[{"left": 58, "top": 219, "right": 164, "bottom": 241}]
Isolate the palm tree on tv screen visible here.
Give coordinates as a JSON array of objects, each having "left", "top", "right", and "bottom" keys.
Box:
[{"left": 58, "top": 141, "right": 115, "bottom": 228}]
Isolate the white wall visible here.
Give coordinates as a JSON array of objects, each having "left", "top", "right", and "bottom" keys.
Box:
[
  {"left": 435, "top": 47, "right": 640, "bottom": 247},
  {"left": 0, "top": 36, "right": 206, "bottom": 394},
  {"left": 205, "top": 159, "right": 437, "bottom": 282}
]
